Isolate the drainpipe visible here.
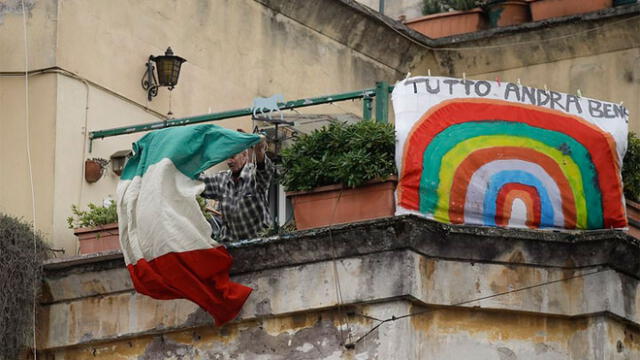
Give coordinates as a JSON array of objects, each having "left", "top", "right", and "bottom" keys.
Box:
[{"left": 379, "top": 0, "right": 385, "bottom": 14}]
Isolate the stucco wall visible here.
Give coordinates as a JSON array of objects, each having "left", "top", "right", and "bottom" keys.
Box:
[
  {"left": 407, "top": 6, "right": 640, "bottom": 132},
  {"left": 0, "top": 0, "right": 57, "bottom": 71},
  {"left": 2, "top": 0, "right": 410, "bottom": 253},
  {"left": 0, "top": 74, "right": 56, "bottom": 238}
]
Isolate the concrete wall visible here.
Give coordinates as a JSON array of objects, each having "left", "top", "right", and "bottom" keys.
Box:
[{"left": 38, "top": 216, "right": 640, "bottom": 359}]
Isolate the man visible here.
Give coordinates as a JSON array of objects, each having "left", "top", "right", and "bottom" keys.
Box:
[{"left": 199, "top": 136, "right": 273, "bottom": 242}]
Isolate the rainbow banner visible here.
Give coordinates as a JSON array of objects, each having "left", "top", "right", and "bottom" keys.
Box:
[{"left": 393, "top": 76, "right": 629, "bottom": 230}]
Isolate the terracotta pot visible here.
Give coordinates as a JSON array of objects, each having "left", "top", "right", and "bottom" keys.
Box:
[
  {"left": 485, "top": 1, "right": 531, "bottom": 27},
  {"left": 287, "top": 178, "right": 397, "bottom": 230},
  {"left": 74, "top": 222, "right": 120, "bottom": 254},
  {"left": 530, "top": 0, "right": 612, "bottom": 21},
  {"left": 84, "top": 159, "right": 104, "bottom": 183},
  {"left": 404, "top": 8, "right": 487, "bottom": 38}
]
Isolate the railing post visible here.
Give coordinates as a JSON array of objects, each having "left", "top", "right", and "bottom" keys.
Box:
[
  {"left": 363, "top": 95, "right": 373, "bottom": 121},
  {"left": 375, "top": 81, "right": 389, "bottom": 123}
]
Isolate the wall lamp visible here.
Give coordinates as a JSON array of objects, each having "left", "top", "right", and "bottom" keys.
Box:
[
  {"left": 110, "top": 149, "right": 133, "bottom": 176},
  {"left": 141, "top": 47, "right": 186, "bottom": 101}
]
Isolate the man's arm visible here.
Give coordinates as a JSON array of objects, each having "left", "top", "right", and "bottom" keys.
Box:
[
  {"left": 253, "top": 139, "right": 273, "bottom": 192},
  {"left": 199, "top": 172, "right": 225, "bottom": 200}
]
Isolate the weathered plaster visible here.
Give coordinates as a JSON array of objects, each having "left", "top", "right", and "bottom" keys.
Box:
[{"left": 39, "top": 216, "right": 640, "bottom": 358}]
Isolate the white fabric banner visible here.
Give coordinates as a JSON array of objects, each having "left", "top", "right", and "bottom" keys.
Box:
[{"left": 392, "top": 76, "right": 628, "bottom": 230}]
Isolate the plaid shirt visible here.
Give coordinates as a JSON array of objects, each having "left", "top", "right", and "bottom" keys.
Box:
[{"left": 199, "top": 157, "right": 273, "bottom": 242}]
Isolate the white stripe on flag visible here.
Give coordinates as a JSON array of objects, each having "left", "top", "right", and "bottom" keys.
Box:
[{"left": 117, "top": 158, "right": 221, "bottom": 265}]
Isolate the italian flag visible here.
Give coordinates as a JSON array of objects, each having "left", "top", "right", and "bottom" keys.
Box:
[{"left": 116, "top": 124, "right": 259, "bottom": 326}]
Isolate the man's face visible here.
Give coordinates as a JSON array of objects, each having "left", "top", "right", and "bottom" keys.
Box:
[{"left": 227, "top": 151, "right": 247, "bottom": 174}]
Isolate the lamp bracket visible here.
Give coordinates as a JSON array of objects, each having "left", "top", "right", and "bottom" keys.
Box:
[{"left": 141, "top": 55, "right": 159, "bottom": 101}]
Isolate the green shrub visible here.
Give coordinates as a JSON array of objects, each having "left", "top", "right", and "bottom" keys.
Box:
[
  {"left": 67, "top": 202, "right": 118, "bottom": 229},
  {"left": 0, "top": 214, "right": 48, "bottom": 359},
  {"left": 623, "top": 132, "right": 640, "bottom": 202},
  {"left": 280, "top": 120, "right": 396, "bottom": 191},
  {"left": 422, "top": 0, "right": 479, "bottom": 15}
]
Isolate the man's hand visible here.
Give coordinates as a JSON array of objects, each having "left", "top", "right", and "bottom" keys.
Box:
[{"left": 254, "top": 136, "right": 267, "bottom": 163}]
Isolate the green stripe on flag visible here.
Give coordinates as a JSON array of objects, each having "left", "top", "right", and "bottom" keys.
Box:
[{"left": 120, "top": 125, "right": 261, "bottom": 180}]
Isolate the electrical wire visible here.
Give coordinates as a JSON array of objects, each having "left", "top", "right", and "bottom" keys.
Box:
[
  {"left": 327, "top": 189, "right": 353, "bottom": 346},
  {"left": 345, "top": 266, "right": 610, "bottom": 348},
  {"left": 19, "top": 1, "right": 38, "bottom": 358},
  {"left": 279, "top": 104, "right": 354, "bottom": 343},
  {"left": 0, "top": 67, "right": 168, "bottom": 120},
  {"left": 77, "top": 77, "right": 91, "bottom": 255}
]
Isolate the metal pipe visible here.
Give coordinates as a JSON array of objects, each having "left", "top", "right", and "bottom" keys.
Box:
[
  {"left": 379, "top": 0, "right": 385, "bottom": 14},
  {"left": 89, "top": 86, "right": 394, "bottom": 140},
  {"left": 375, "top": 81, "right": 390, "bottom": 123}
]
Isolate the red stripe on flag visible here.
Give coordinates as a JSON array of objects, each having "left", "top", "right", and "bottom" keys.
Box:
[{"left": 127, "top": 246, "right": 252, "bottom": 326}]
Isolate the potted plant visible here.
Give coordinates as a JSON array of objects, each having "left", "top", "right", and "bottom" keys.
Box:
[
  {"left": 529, "top": 0, "right": 612, "bottom": 22},
  {"left": 405, "top": 0, "right": 487, "bottom": 38},
  {"left": 67, "top": 201, "right": 119, "bottom": 254},
  {"left": 281, "top": 120, "right": 397, "bottom": 230},
  {"left": 481, "top": 0, "right": 530, "bottom": 27}
]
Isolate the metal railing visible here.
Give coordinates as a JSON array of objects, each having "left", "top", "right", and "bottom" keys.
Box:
[{"left": 88, "top": 81, "right": 393, "bottom": 149}]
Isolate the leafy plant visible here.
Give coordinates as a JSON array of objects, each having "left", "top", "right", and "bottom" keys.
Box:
[
  {"left": 623, "top": 132, "right": 640, "bottom": 202},
  {"left": 197, "top": 195, "right": 213, "bottom": 220},
  {"left": 67, "top": 202, "right": 118, "bottom": 229},
  {"left": 280, "top": 120, "right": 396, "bottom": 191},
  {"left": 67, "top": 197, "right": 215, "bottom": 230},
  {"left": 422, "top": 0, "right": 479, "bottom": 15},
  {"left": 0, "top": 214, "right": 48, "bottom": 359}
]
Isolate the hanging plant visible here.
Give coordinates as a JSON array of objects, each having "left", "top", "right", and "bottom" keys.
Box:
[
  {"left": 84, "top": 158, "right": 109, "bottom": 183},
  {"left": 0, "top": 214, "right": 48, "bottom": 359}
]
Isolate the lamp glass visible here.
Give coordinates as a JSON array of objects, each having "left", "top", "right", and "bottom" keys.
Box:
[{"left": 155, "top": 55, "right": 186, "bottom": 88}]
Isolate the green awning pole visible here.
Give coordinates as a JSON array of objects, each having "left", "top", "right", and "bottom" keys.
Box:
[
  {"left": 375, "top": 81, "right": 390, "bottom": 123},
  {"left": 89, "top": 85, "right": 394, "bottom": 141}
]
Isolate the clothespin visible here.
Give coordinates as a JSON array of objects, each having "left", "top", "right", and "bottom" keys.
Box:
[
  {"left": 620, "top": 101, "right": 624, "bottom": 107},
  {"left": 462, "top": 72, "right": 466, "bottom": 81},
  {"left": 517, "top": 78, "right": 522, "bottom": 86},
  {"left": 544, "top": 84, "right": 549, "bottom": 93},
  {"left": 576, "top": 89, "right": 582, "bottom": 98},
  {"left": 496, "top": 76, "right": 501, "bottom": 87},
  {"left": 428, "top": 68, "right": 432, "bottom": 77},
  {"left": 404, "top": 72, "right": 412, "bottom": 80}
]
